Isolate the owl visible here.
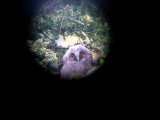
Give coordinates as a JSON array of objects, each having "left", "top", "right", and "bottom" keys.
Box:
[{"left": 60, "top": 45, "right": 93, "bottom": 80}]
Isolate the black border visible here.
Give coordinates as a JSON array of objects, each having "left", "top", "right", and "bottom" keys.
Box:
[{"left": 7, "top": 0, "right": 126, "bottom": 89}]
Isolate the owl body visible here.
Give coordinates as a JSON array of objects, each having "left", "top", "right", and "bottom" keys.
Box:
[{"left": 60, "top": 45, "right": 93, "bottom": 80}]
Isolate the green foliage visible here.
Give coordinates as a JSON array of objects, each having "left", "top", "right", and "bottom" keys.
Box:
[
  {"left": 100, "top": 58, "right": 105, "bottom": 65},
  {"left": 70, "top": 74, "right": 85, "bottom": 80}
]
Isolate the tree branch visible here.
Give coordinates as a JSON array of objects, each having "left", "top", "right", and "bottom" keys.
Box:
[
  {"left": 32, "top": 26, "right": 53, "bottom": 41},
  {"left": 67, "top": 17, "right": 85, "bottom": 25},
  {"left": 59, "top": 9, "right": 67, "bottom": 35}
]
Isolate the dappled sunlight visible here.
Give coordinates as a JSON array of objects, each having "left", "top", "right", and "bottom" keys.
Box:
[{"left": 56, "top": 34, "right": 83, "bottom": 48}]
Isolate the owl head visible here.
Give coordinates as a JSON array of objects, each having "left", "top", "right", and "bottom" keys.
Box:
[
  {"left": 62, "top": 45, "right": 93, "bottom": 65},
  {"left": 61, "top": 45, "right": 93, "bottom": 80}
]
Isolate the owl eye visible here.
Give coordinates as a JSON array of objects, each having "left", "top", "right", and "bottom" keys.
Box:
[
  {"left": 69, "top": 53, "right": 78, "bottom": 61},
  {"left": 79, "top": 51, "right": 86, "bottom": 61}
]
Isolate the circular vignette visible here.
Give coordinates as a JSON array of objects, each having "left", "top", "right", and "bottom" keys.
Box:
[{"left": 26, "top": 0, "right": 111, "bottom": 80}]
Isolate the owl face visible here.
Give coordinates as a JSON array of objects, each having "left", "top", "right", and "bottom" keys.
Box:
[
  {"left": 68, "top": 51, "right": 87, "bottom": 62},
  {"left": 63, "top": 45, "right": 92, "bottom": 64},
  {"left": 61, "top": 45, "right": 93, "bottom": 80}
]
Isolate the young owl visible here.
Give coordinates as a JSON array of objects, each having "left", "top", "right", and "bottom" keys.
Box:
[{"left": 60, "top": 45, "right": 93, "bottom": 80}]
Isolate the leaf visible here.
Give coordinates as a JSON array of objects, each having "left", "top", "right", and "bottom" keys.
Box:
[{"left": 100, "top": 58, "right": 105, "bottom": 65}]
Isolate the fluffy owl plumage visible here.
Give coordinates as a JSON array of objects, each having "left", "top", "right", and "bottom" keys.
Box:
[{"left": 60, "top": 45, "right": 93, "bottom": 80}]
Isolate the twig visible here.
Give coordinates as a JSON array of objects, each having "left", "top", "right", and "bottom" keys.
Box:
[
  {"left": 55, "top": 47, "right": 69, "bottom": 49},
  {"left": 59, "top": 10, "right": 67, "bottom": 35},
  {"left": 59, "top": 16, "right": 64, "bottom": 35},
  {"left": 67, "top": 17, "right": 85, "bottom": 25},
  {"left": 32, "top": 26, "right": 53, "bottom": 41}
]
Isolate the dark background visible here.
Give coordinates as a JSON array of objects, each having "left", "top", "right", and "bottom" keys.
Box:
[
  {"left": 4, "top": 0, "right": 133, "bottom": 92},
  {"left": 2, "top": 0, "right": 153, "bottom": 111}
]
